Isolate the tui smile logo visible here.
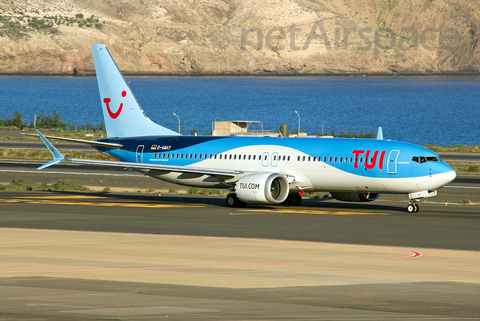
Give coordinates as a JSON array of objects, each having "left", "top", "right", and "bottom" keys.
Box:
[{"left": 103, "top": 90, "right": 126, "bottom": 119}]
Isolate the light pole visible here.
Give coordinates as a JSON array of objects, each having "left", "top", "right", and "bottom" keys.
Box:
[
  {"left": 173, "top": 113, "right": 180, "bottom": 134},
  {"left": 295, "top": 111, "right": 300, "bottom": 135}
]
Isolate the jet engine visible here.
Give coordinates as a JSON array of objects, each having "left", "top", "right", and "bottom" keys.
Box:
[
  {"left": 236, "top": 173, "right": 289, "bottom": 204},
  {"left": 330, "top": 192, "right": 381, "bottom": 202}
]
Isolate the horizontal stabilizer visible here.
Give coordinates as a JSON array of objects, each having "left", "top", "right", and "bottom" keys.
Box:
[
  {"left": 35, "top": 129, "right": 67, "bottom": 170},
  {"left": 37, "top": 158, "right": 64, "bottom": 170}
]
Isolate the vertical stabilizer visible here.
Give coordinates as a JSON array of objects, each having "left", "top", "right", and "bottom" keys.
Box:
[{"left": 92, "top": 44, "right": 178, "bottom": 138}]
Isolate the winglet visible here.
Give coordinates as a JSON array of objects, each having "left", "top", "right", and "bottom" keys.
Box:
[
  {"left": 376, "top": 127, "right": 383, "bottom": 140},
  {"left": 35, "top": 129, "right": 67, "bottom": 170}
]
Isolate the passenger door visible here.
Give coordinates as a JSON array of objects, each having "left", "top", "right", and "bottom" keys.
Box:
[
  {"left": 387, "top": 150, "right": 399, "bottom": 174},
  {"left": 136, "top": 145, "right": 144, "bottom": 163}
]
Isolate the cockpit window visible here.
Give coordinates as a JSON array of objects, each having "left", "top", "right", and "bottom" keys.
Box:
[{"left": 412, "top": 156, "right": 440, "bottom": 163}]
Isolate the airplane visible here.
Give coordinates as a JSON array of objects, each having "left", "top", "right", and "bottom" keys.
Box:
[{"left": 33, "top": 44, "right": 456, "bottom": 213}]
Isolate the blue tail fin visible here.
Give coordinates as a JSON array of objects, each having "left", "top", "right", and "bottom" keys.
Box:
[{"left": 91, "top": 44, "right": 178, "bottom": 138}]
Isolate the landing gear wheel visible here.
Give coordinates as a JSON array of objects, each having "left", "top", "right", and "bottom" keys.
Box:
[
  {"left": 407, "top": 204, "right": 415, "bottom": 213},
  {"left": 414, "top": 203, "right": 419, "bottom": 212},
  {"left": 407, "top": 202, "right": 420, "bottom": 213},
  {"left": 283, "top": 193, "right": 302, "bottom": 207},
  {"left": 292, "top": 193, "right": 302, "bottom": 206},
  {"left": 226, "top": 193, "right": 246, "bottom": 208}
]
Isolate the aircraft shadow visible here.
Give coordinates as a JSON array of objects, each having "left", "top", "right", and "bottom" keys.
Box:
[{"left": 39, "top": 190, "right": 406, "bottom": 213}]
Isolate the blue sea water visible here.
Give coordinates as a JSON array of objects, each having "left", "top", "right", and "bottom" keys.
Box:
[{"left": 0, "top": 76, "right": 479, "bottom": 146}]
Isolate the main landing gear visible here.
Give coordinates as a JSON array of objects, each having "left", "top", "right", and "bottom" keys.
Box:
[
  {"left": 282, "top": 192, "right": 302, "bottom": 207},
  {"left": 407, "top": 201, "right": 420, "bottom": 213},
  {"left": 226, "top": 193, "right": 246, "bottom": 208}
]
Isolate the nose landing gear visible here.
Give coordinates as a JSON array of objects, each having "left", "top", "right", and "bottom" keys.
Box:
[{"left": 407, "top": 201, "right": 419, "bottom": 213}]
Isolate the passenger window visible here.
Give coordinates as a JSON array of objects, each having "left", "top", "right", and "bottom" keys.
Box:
[
  {"left": 340, "top": 157, "right": 343, "bottom": 162},
  {"left": 308, "top": 156, "right": 311, "bottom": 161},
  {"left": 297, "top": 156, "right": 300, "bottom": 161},
  {"left": 253, "top": 155, "right": 256, "bottom": 160},
  {"left": 287, "top": 156, "right": 291, "bottom": 161},
  {"left": 248, "top": 155, "right": 251, "bottom": 160},
  {"left": 334, "top": 157, "right": 337, "bottom": 162},
  {"left": 234, "top": 155, "right": 236, "bottom": 160},
  {"left": 329, "top": 157, "right": 332, "bottom": 162},
  {"left": 153, "top": 153, "right": 156, "bottom": 158},
  {"left": 264, "top": 155, "right": 267, "bottom": 160},
  {"left": 303, "top": 156, "right": 306, "bottom": 161}
]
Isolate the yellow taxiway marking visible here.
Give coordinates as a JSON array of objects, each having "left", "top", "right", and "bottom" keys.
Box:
[
  {"left": 16, "top": 195, "right": 106, "bottom": 200},
  {"left": 0, "top": 198, "right": 203, "bottom": 208},
  {"left": 230, "top": 209, "right": 390, "bottom": 216}
]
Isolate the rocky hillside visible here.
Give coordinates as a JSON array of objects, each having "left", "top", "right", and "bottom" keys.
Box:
[{"left": 0, "top": 0, "right": 479, "bottom": 75}]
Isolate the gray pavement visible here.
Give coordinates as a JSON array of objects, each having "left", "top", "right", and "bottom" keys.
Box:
[
  {"left": 0, "top": 191, "right": 479, "bottom": 320},
  {"left": 1, "top": 154, "right": 480, "bottom": 320}
]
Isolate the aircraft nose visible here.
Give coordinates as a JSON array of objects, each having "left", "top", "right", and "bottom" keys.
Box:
[{"left": 436, "top": 168, "right": 456, "bottom": 187}]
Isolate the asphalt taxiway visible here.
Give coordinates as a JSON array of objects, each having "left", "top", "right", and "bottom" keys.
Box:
[{"left": 0, "top": 190, "right": 479, "bottom": 320}]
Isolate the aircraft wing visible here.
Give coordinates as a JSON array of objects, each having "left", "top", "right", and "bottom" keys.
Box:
[
  {"left": 34, "top": 130, "right": 238, "bottom": 179},
  {"left": 24, "top": 133, "right": 123, "bottom": 148},
  {"left": 70, "top": 158, "right": 239, "bottom": 178}
]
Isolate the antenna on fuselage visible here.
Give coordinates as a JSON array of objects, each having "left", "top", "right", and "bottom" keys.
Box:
[{"left": 377, "top": 127, "right": 383, "bottom": 140}]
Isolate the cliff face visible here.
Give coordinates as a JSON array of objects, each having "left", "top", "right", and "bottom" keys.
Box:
[{"left": 0, "top": 0, "right": 479, "bottom": 75}]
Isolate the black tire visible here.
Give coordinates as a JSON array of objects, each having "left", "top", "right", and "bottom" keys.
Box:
[
  {"left": 283, "top": 193, "right": 302, "bottom": 207},
  {"left": 407, "top": 204, "right": 415, "bottom": 213},
  {"left": 226, "top": 194, "right": 237, "bottom": 207},
  {"left": 226, "top": 193, "right": 247, "bottom": 208},
  {"left": 282, "top": 194, "right": 293, "bottom": 206},
  {"left": 292, "top": 193, "right": 302, "bottom": 206}
]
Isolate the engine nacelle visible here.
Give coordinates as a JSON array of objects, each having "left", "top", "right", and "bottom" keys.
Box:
[
  {"left": 330, "top": 192, "right": 381, "bottom": 202},
  {"left": 236, "top": 173, "right": 289, "bottom": 204}
]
